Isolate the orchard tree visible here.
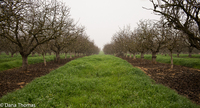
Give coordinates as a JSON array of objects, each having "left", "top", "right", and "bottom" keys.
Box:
[
  {"left": 165, "top": 28, "right": 180, "bottom": 69},
  {"left": 125, "top": 33, "right": 137, "bottom": 59},
  {"left": 137, "top": 20, "right": 166, "bottom": 64},
  {"left": 134, "top": 28, "right": 148, "bottom": 59},
  {"left": 118, "top": 26, "right": 137, "bottom": 59},
  {"left": 112, "top": 30, "right": 128, "bottom": 57},
  {"left": 35, "top": 41, "right": 51, "bottom": 66}
]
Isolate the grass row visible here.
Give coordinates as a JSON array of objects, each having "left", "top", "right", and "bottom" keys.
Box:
[
  {"left": 0, "top": 55, "right": 199, "bottom": 107},
  {"left": 133, "top": 54, "right": 200, "bottom": 69},
  {"left": 172, "top": 54, "right": 200, "bottom": 58},
  {"left": 0, "top": 53, "right": 73, "bottom": 71}
]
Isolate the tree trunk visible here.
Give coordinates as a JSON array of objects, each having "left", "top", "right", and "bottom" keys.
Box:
[
  {"left": 133, "top": 53, "right": 136, "bottom": 59},
  {"left": 129, "top": 54, "right": 132, "bottom": 58},
  {"left": 141, "top": 52, "right": 144, "bottom": 59},
  {"left": 65, "top": 53, "right": 67, "bottom": 59},
  {"left": 11, "top": 53, "right": 14, "bottom": 57},
  {"left": 152, "top": 51, "right": 157, "bottom": 64},
  {"left": 188, "top": 46, "right": 193, "bottom": 58},
  {"left": 170, "top": 51, "right": 173, "bottom": 69},
  {"left": 169, "top": 52, "right": 171, "bottom": 57},
  {"left": 56, "top": 52, "right": 60, "bottom": 61},
  {"left": 177, "top": 53, "right": 180, "bottom": 57},
  {"left": 22, "top": 55, "right": 28, "bottom": 71},
  {"left": 70, "top": 53, "right": 72, "bottom": 58},
  {"left": 188, "top": 53, "right": 192, "bottom": 58},
  {"left": 42, "top": 54, "right": 46, "bottom": 66}
]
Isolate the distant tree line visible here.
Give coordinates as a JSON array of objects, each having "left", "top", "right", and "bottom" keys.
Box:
[{"left": 0, "top": 0, "right": 100, "bottom": 71}]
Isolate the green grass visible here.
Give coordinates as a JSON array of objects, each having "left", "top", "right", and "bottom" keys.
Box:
[
  {"left": 135, "top": 54, "right": 200, "bottom": 69},
  {"left": 98, "top": 51, "right": 104, "bottom": 55},
  {"left": 172, "top": 54, "right": 200, "bottom": 58},
  {"left": 0, "top": 55, "right": 199, "bottom": 107},
  {"left": 0, "top": 53, "right": 73, "bottom": 71}
]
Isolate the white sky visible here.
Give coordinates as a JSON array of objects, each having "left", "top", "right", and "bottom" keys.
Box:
[{"left": 61, "top": 0, "right": 160, "bottom": 50}]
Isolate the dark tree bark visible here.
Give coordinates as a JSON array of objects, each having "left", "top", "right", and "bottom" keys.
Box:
[
  {"left": 133, "top": 53, "right": 136, "bottom": 59},
  {"left": 170, "top": 50, "right": 173, "bottom": 69},
  {"left": 42, "top": 53, "right": 46, "bottom": 66},
  {"left": 188, "top": 46, "right": 193, "bottom": 58},
  {"left": 11, "top": 53, "right": 14, "bottom": 57},
  {"left": 56, "top": 51, "right": 60, "bottom": 62},
  {"left": 65, "top": 52, "right": 67, "bottom": 59},
  {"left": 152, "top": 51, "right": 157, "bottom": 64},
  {"left": 177, "top": 53, "right": 180, "bottom": 57},
  {"left": 141, "top": 52, "right": 144, "bottom": 59},
  {"left": 70, "top": 53, "right": 72, "bottom": 58},
  {"left": 22, "top": 55, "right": 28, "bottom": 71}
]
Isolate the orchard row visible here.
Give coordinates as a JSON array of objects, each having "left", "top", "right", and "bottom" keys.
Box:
[
  {"left": 103, "top": 0, "right": 200, "bottom": 69},
  {"left": 0, "top": 0, "right": 100, "bottom": 70},
  {"left": 103, "top": 19, "right": 200, "bottom": 68}
]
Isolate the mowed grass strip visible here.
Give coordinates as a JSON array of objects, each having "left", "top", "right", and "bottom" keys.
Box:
[
  {"left": 135, "top": 54, "right": 200, "bottom": 69},
  {"left": 0, "top": 55, "right": 199, "bottom": 108},
  {"left": 0, "top": 53, "right": 71, "bottom": 71}
]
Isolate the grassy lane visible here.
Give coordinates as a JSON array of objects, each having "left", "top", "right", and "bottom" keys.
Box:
[
  {"left": 0, "top": 53, "right": 72, "bottom": 71},
  {"left": 135, "top": 54, "right": 200, "bottom": 69},
  {"left": 0, "top": 55, "right": 199, "bottom": 107}
]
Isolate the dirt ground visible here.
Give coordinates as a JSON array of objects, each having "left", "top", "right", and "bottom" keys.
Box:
[
  {"left": 121, "top": 57, "right": 200, "bottom": 105},
  {"left": 0, "top": 57, "right": 82, "bottom": 98}
]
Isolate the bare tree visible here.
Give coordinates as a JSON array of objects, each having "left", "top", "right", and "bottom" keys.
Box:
[
  {"left": 134, "top": 28, "right": 148, "bottom": 59},
  {"left": 35, "top": 42, "right": 50, "bottom": 66},
  {"left": 112, "top": 29, "right": 128, "bottom": 57},
  {"left": 165, "top": 28, "right": 180, "bottom": 69},
  {"left": 137, "top": 20, "right": 166, "bottom": 64}
]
